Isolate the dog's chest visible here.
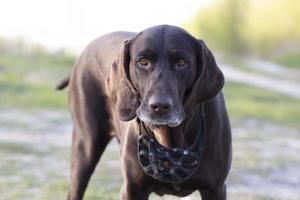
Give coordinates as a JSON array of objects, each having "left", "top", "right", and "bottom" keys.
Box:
[
  {"left": 153, "top": 182, "right": 195, "bottom": 197},
  {"left": 172, "top": 183, "right": 183, "bottom": 192}
]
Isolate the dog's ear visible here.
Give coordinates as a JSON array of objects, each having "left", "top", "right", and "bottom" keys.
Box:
[
  {"left": 186, "top": 40, "right": 224, "bottom": 105},
  {"left": 110, "top": 40, "right": 140, "bottom": 121}
]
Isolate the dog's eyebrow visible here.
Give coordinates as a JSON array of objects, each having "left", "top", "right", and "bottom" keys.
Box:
[
  {"left": 137, "top": 48, "right": 157, "bottom": 60},
  {"left": 169, "top": 49, "right": 192, "bottom": 60},
  {"left": 169, "top": 49, "right": 190, "bottom": 56},
  {"left": 136, "top": 49, "right": 157, "bottom": 57}
]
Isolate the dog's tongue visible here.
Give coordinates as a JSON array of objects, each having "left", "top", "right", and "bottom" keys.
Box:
[{"left": 149, "top": 125, "right": 171, "bottom": 148}]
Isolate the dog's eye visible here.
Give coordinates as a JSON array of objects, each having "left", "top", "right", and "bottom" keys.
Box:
[
  {"left": 138, "top": 58, "right": 149, "bottom": 67},
  {"left": 176, "top": 59, "right": 187, "bottom": 68}
]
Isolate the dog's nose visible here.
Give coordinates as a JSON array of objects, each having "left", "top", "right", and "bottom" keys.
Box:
[{"left": 149, "top": 96, "right": 173, "bottom": 115}]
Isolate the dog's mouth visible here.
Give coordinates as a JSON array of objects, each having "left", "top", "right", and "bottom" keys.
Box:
[
  {"left": 136, "top": 105, "right": 185, "bottom": 148},
  {"left": 136, "top": 107, "right": 185, "bottom": 126}
]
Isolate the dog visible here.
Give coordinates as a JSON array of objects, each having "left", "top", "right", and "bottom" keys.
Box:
[{"left": 56, "top": 25, "right": 232, "bottom": 200}]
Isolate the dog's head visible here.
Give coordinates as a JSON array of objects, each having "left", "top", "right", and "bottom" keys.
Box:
[{"left": 114, "top": 25, "right": 224, "bottom": 127}]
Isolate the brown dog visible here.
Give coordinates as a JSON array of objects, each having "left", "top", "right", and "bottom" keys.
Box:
[{"left": 56, "top": 25, "right": 232, "bottom": 200}]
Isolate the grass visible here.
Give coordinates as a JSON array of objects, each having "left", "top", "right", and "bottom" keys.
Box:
[
  {"left": 224, "top": 82, "right": 300, "bottom": 130},
  {"left": 0, "top": 52, "right": 73, "bottom": 109},
  {"left": 272, "top": 52, "right": 300, "bottom": 70},
  {"left": 218, "top": 53, "right": 257, "bottom": 73},
  {"left": 0, "top": 138, "right": 121, "bottom": 200}
]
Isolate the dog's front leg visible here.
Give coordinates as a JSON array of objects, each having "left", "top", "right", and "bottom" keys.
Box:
[
  {"left": 119, "top": 127, "right": 151, "bottom": 200},
  {"left": 120, "top": 182, "right": 149, "bottom": 200},
  {"left": 120, "top": 160, "right": 150, "bottom": 200},
  {"left": 199, "top": 184, "right": 227, "bottom": 200}
]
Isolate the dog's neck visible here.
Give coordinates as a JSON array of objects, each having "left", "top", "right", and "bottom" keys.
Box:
[{"left": 182, "top": 103, "right": 205, "bottom": 146}]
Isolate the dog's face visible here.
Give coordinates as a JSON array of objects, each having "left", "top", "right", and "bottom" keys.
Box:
[
  {"left": 130, "top": 26, "right": 197, "bottom": 127},
  {"left": 115, "top": 25, "right": 224, "bottom": 128}
]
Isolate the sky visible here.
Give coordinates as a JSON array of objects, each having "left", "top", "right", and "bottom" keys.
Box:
[{"left": 0, "top": 0, "right": 212, "bottom": 52}]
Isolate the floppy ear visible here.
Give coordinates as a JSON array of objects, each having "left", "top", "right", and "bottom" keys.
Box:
[
  {"left": 186, "top": 40, "right": 224, "bottom": 105},
  {"left": 110, "top": 40, "right": 140, "bottom": 121}
]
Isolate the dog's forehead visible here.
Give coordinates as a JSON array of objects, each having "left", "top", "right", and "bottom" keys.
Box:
[{"left": 131, "top": 26, "right": 196, "bottom": 53}]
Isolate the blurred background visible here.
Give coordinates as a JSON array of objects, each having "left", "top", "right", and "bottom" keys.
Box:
[{"left": 0, "top": 0, "right": 299, "bottom": 199}]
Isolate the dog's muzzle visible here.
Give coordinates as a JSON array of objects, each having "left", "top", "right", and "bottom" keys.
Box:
[{"left": 137, "top": 104, "right": 206, "bottom": 183}]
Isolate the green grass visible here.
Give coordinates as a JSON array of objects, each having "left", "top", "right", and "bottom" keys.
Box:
[
  {"left": 0, "top": 52, "right": 73, "bottom": 109},
  {"left": 224, "top": 82, "right": 300, "bottom": 129},
  {"left": 0, "top": 142, "right": 47, "bottom": 155},
  {"left": 272, "top": 52, "right": 300, "bottom": 70}
]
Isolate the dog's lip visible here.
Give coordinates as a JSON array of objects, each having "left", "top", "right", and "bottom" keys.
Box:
[
  {"left": 147, "top": 123, "right": 170, "bottom": 131},
  {"left": 147, "top": 122, "right": 173, "bottom": 127},
  {"left": 136, "top": 105, "right": 185, "bottom": 127},
  {"left": 136, "top": 114, "right": 184, "bottom": 127},
  {"left": 141, "top": 119, "right": 180, "bottom": 128}
]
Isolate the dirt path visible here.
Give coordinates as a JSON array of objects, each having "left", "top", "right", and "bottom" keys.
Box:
[
  {"left": 221, "top": 63, "right": 300, "bottom": 99},
  {"left": 245, "top": 59, "right": 300, "bottom": 81}
]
